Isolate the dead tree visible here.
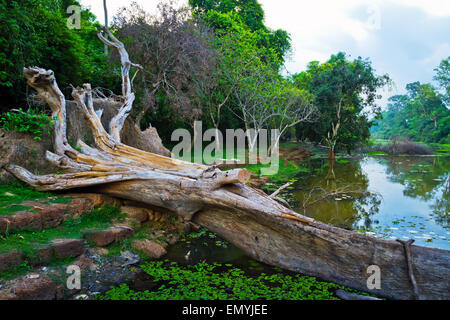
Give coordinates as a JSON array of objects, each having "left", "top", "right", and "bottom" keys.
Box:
[
  {"left": 3, "top": 26, "right": 303, "bottom": 222},
  {"left": 3, "top": 27, "right": 450, "bottom": 301}
]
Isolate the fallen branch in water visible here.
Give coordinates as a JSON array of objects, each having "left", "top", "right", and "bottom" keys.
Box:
[
  {"left": 270, "top": 182, "right": 293, "bottom": 199},
  {"left": 301, "top": 184, "right": 378, "bottom": 212}
]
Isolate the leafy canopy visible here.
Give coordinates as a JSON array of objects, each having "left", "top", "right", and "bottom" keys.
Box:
[
  {"left": 0, "top": 0, "right": 118, "bottom": 110},
  {"left": 189, "top": 0, "right": 291, "bottom": 68},
  {"left": 292, "top": 52, "right": 390, "bottom": 152}
]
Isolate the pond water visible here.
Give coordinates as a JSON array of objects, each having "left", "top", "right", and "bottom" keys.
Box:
[
  {"left": 290, "top": 155, "right": 450, "bottom": 250},
  {"left": 129, "top": 232, "right": 353, "bottom": 300}
]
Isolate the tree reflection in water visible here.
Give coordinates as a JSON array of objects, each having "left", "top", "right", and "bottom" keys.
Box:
[{"left": 291, "top": 156, "right": 449, "bottom": 248}]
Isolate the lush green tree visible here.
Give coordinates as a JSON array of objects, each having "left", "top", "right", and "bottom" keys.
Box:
[
  {"left": 292, "top": 52, "right": 390, "bottom": 156},
  {"left": 190, "top": 0, "right": 265, "bottom": 31},
  {"left": 407, "top": 83, "right": 443, "bottom": 129},
  {"left": 189, "top": 0, "right": 291, "bottom": 67},
  {"left": 0, "top": 0, "right": 117, "bottom": 111}
]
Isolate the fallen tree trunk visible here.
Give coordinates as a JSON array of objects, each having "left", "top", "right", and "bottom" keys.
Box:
[{"left": 3, "top": 27, "right": 449, "bottom": 300}]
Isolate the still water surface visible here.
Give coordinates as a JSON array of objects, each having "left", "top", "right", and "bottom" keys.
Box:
[{"left": 292, "top": 156, "right": 449, "bottom": 250}]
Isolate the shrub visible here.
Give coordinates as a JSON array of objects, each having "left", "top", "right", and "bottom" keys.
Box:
[
  {"left": 358, "top": 138, "right": 432, "bottom": 155},
  {"left": 0, "top": 108, "right": 53, "bottom": 140},
  {"left": 382, "top": 138, "right": 432, "bottom": 155}
]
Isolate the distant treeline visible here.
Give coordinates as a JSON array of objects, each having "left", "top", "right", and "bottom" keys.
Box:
[{"left": 372, "top": 60, "right": 450, "bottom": 144}]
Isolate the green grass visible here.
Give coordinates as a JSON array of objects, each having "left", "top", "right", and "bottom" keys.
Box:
[
  {"left": 97, "top": 260, "right": 370, "bottom": 300},
  {"left": 0, "top": 206, "right": 124, "bottom": 279},
  {"left": 0, "top": 182, "right": 72, "bottom": 216},
  {"left": 0, "top": 204, "right": 34, "bottom": 216}
]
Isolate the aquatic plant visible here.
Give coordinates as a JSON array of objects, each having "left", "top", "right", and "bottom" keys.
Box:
[{"left": 98, "top": 259, "right": 364, "bottom": 300}]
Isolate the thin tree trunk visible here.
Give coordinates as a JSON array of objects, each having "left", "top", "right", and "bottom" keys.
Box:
[{"left": 103, "top": 0, "right": 108, "bottom": 55}]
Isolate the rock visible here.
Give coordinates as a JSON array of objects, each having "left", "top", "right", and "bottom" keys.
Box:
[
  {"left": 0, "top": 211, "right": 41, "bottom": 233},
  {"left": 36, "top": 238, "right": 85, "bottom": 264},
  {"left": 36, "top": 245, "right": 54, "bottom": 264},
  {"left": 132, "top": 240, "right": 167, "bottom": 259},
  {"left": 1, "top": 239, "right": 83, "bottom": 270},
  {"left": 51, "top": 238, "right": 85, "bottom": 259},
  {"left": 109, "top": 226, "right": 135, "bottom": 242},
  {"left": 0, "top": 250, "right": 22, "bottom": 272},
  {"left": 83, "top": 229, "right": 114, "bottom": 247},
  {"left": 120, "top": 206, "right": 149, "bottom": 223},
  {"left": 66, "top": 198, "right": 95, "bottom": 218},
  {"left": 0, "top": 276, "right": 56, "bottom": 300},
  {"left": 39, "top": 204, "right": 66, "bottom": 229},
  {"left": 66, "top": 193, "right": 122, "bottom": 208},
  {"left": 83, "top": 226, "right": 135, "bottom": 247},
  {"left": 73, "top": 254, "right": 97, "bottom": 272},
  {"left": 0, "top": 128, "right": 56, "bottom": 183},
  {"left": 0, "top": 199, "right": 93, "bottom": 233}
]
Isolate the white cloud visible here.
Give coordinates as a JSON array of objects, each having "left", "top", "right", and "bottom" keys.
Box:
[{"left": 395, "top": 0, "right": 450, "bottom": 17}]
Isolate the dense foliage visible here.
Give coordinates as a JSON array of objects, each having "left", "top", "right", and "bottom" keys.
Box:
[
  {"left": 292, "top": 53, "right": 390, "bottom": 154},
  {"left": 0, "top": 0, "right": 118, "bottom": 111},
  {"left": 189, "top": 0, "right": 291, "bottom": 67},
  {"left": 0, "top": 108, "right": 53, "bottom": 140},
  {"left": 110, "top": 1, "right": 305, "bottom": 147},
  {"left": 372, "top": 58, "right": 450, "bottom": 144}
]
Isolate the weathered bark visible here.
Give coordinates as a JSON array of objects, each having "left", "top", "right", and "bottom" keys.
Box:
[
  {"left": 65, "top": 99, "right": 170, "bottom": 157},
  {"left": 3, "top": 28, "right": 449, "bottom": 300}
]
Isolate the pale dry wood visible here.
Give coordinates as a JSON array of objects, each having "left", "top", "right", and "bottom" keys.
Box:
[
  {"left": 269, "top": 181, "right": 293, "bottom": 199},
  {"left": 397, "top": 239, "right": 421, "bottom": 300},
  {"left": 97, "top": 27, "right": 142, "bottom": 142},
  {"left": 335, "top": 289, "right": 381, "bottom": 301}
]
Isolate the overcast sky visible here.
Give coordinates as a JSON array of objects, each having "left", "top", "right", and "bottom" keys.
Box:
[{"left": 79, "top": 0, "right": 450, "bottom": 109}]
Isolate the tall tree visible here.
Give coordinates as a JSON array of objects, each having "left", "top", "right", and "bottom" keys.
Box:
[
  {"left": 434, "top": 56, "right": 449, "bottom": 107},
  {"left": 292, "top": 52, "right": 390, "bottom": 157}
]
